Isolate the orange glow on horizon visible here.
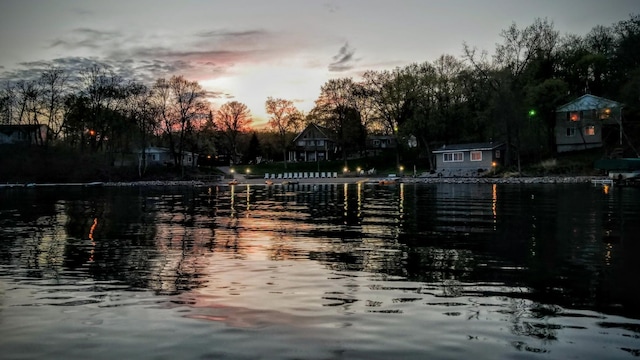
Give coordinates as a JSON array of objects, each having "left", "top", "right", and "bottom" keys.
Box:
[{"left": 200, "top": 63, "right": 326, "bottom": 130}]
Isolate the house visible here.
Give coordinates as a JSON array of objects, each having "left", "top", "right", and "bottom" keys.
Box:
[
  {"left": 432, "top": 142, "right": 505, "bottom": 176},
  {"left": 555, "top": 94, "right": 622, "bottom": 153},
  {"left": 137, "top": 147, "right": 198, "bottom": 167},
  {"left": 367, "top": 135, "right": 397, "bottom": 149},
  {"left": 0, "top": 124, "right": 49, "bottom": 145},
  {"left": 291, "top": 123, "right": 338, "bottom": 162}
]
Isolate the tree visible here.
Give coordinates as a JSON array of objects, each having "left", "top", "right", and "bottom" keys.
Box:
[
  {"left": 244, "top": 132, "right": 262, "bottom": 164},
  {"left": 0, "top": 82, "right": 17, "bottom": 125},
  {"left": 124, "top": 82, "right": 157, "bottom": 175},
  {"left": 215, "top": 101, "right": 252, "bottom": 164},
  {"left": 464, "top": 18, "right": 559, "bottom": 171},
  {"left": 363, "top": 64, "right": 426, "bottom": 167},
  {"left": 265, "top": 97, "right": 303, "bottom": 167},
  {"left": 38, "top": 67, "right": 69, "bottom": 141},
  {"left": 152, "top": 75, "right": 210, "bottom": 169}
]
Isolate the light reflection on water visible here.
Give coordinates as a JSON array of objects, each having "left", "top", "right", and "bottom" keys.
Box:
[{"left": 1, "top": 183, "right": 640, "bottom": 359}]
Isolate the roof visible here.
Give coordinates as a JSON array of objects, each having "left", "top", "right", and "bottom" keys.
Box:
[
  {"left": 0, "top": 124, "right": 47, "bottom": 135},
  {"left": 292, "top": 123, "right": 334, "bottom": 143},
  {"left": 432, "top": 142, "right": 504, "bottom": 153},
  {"left": 136, "top": 147, "right": 197, "bottom": 155},
  {"left": 556, "top": 94, "right": 622, "bottom": 112}
]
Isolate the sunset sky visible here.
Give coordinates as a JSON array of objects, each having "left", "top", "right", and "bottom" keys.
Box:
[{"left": 1, "top": 0, "right": 638, "bottom": 127}]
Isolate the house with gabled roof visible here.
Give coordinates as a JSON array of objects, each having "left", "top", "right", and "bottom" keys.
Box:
[
  {"left": 291, "top": 123, "right": 338, "bottom": 162},
  {"left": 0, "top": 124, "right": 50, "bottom": 146},
  {"left": 555, "top": 94, "right": 623, "bottom": 153},
  {"left": 432, "top": 142, "right": 505, "bottom": 176}
]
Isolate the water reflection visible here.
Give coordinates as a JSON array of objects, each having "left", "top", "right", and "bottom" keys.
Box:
[{"left": 1, "top": 184, "right": 640, "bottom": 359}]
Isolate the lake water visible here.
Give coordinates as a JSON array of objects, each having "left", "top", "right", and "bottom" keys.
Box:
[{"left": 1, "top": 182, "right": 640, "bottom": 359}]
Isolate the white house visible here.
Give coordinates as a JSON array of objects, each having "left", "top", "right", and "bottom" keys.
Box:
[
  {"left": 137, "top": 147, "right": 198, "bottom": 167},
  {"left": 432, "top": 142, "right": 505, "bottom": 176}
]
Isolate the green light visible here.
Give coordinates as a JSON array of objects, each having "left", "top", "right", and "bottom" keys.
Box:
[{"left": 528, "top": 109, "right": 536, "bottom": 117}]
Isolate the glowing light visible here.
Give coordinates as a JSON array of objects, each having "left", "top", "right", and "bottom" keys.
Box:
[
  {"left": 399, "top": 165, "right": 404, "bottom": 172},
  {"left": 343, "top": 167, "right": 348, "bottom": 173},
  {"left": 200, "top": 63, "right": 326, "bottom": 128},
  {"left": 89, "top": 129, "right": 96, "bottom": 136},
  {"left": 528, "top": 109, "right": 536, "bottom": 117},
  {"left": 570, "top": 112, "right": 580, "bottom": 121},
  {"left": 245, "top": 168, "right": 251, "bottom": 174},
  {"left": 492, "top": 162, "right": 497, "bottom": 167}
]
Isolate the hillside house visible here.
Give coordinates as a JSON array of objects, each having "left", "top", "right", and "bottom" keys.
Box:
[
  {"left": 555, "top": 94, "right": 622, "bottom": 153},
  {"left": 137, "top": 147, "right": 198, "bottom": 167},
  {"left": 0, "top": 124, "right": 49, "bottom": 146},
  {"left": 432, "top": 142, "right": 505, "bottom": 176},
  {"left": 291, "top": 123, "right": 338, "bottom": 162}
]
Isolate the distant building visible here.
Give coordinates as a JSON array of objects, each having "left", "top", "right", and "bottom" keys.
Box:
[
  {"left": 555, "top": 94, "right": 622, "bottom": 153},
  {"left": 0, "top": 124, "right": 49, "bottom": 146},
  {"left": 137, "top": 147, "right": 198, "bottom": 167},
  {"left": 291, "top": 123, "right": 338, "bottom": 162},
  {"left": 432, "top": 142, "right": 505, "bottom": 176}
]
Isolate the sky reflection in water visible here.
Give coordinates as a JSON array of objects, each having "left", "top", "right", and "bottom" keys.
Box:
[{"left": 1, "top": 183, "right": 639, "bottom": 359}]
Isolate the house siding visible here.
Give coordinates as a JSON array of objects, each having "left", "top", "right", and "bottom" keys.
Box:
[
  {"left": 435, "top": 149, "right": 494, "bottom": 171},
  {"left": 554, "top": 111, "right": 603, "bottom": 153},
  {"left": 554, "top": 94, "right": 622, "bottom": 153}
]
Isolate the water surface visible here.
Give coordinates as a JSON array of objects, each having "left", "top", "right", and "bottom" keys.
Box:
[{"left": 1, "top": 183, "right": 639, "bottom": 359}]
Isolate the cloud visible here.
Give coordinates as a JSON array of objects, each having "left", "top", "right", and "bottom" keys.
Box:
[
  {"left": 205, "top": 90, "right": 233, "bottom": 99},
  {"left": 50, "top": 28, "right": 121, "bottom": 50},
  {"left": 323, "top": 2, "right": 340, "bottom": 13},
  {"left": 196, "top": 29, "right": 266, "bottom": 39},
  {"left": 328, "top": 42, "right": 358, "bottom": 72}
]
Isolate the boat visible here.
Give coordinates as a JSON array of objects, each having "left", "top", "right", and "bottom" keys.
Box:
[
  {"left": 228, "top": 179, "right": 239, "bottom": 185},
  {"left": 378, "top": 179, "right": 399, "bottom": 185},
  {"left": 281, "top": 180, "right": 299, "bottom": 185},
  {"left": 265, "top": 180, "right": 274, "bottom": 186}
]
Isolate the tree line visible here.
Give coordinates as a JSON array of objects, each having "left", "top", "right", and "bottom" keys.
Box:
[{"left": 1, "top": 15, "right": 638, "bottom": 175}]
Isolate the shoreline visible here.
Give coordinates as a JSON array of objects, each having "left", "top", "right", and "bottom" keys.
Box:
[{"left": 0, "top": 175, "right": 612, "bottom": 188}]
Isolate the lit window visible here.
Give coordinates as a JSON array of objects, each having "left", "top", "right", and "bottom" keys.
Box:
[
  {"left": 443, "top": 152, "right": 463, "bottom": 162},
  {"left": 470, "top": 151, "right": 482, "bottom": 161},
  {"left": 566, "top": 127, "right": 576, "bottom": 137},
  {"left": 569, "top": 112, "right": 580, "bottom": 122},
  {"left": 599, "top": 108, "right": 611, "bottom": 119},
  {"left": 585, "top": 126, "right": 596, "bottom": 136}
]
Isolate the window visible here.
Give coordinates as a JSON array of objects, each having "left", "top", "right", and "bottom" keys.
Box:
[
  {"left": 495, "top": 150, "right": 501, "bottom": 159},
  {"left": 152, "top": 154, "right": 158, "bottom": 161},
  {"left": 470, "top": 151, "right": 482, "bottom": 161},
  {"left": 569, "top": 112, "right": 580, "bottom": 122},
  {"left": 585, "top": 126, "right": 596, "bottom": 136},
  {"left": 298, "top": 140, "right": 305, "bottom": 146},
  {"left": 443, "top": 152, "right": 463, "bottom": 162},
  {"left": 317, "top": 140, "right": 324, "bottom": 146},
  {"left": 566, "top": 127, "right": 576, "bottom": 137}
]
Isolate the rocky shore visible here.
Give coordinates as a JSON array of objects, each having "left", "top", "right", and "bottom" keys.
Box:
[
  {"left": 99, "top": 175, "right": 608, "bottom": 187},
  {"left": 1, "top": 175, "right": 610, "bottom": 188}
]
